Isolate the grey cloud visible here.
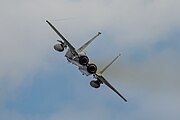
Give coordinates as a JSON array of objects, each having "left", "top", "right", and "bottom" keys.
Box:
[{"left": 0, "top": 0, "right": 180, "bottom": 120}]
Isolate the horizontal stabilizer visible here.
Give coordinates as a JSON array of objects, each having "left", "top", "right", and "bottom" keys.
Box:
[
  {"left": 98, "top": 54, "right": 121, "bottom": 75},
  {"left": 77, "top": 32, "right": 101, "bottom": 53}
]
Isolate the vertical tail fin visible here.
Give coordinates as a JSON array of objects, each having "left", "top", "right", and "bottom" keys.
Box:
[
  {"left": 77, "top": 32, "right": 101, "bottom": 53},
  {"left": 98, "top": 54, "right": 121, "bottom": 75}
]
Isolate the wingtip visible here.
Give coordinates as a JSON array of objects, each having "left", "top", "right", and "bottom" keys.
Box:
[
  {"left": 121, "top": 97, "right": 127, "bottom": 102},
  {"left": 118, "top": 53, "right": 121, "bottom": 57},
  {"left": 120, "top": 96, "right": 127, "bottom": 102}
]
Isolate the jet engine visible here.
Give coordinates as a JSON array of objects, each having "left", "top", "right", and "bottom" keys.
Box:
[
  {"left": 79, "top": 55, "right": 89, "bottom": 65},
  {"left": 90, "top": 80, "right": 100, "bottom": 88},
  {"left": 54, "top": 43, "right": 64, "bottom": 52},
  {"left": 87, "top": 63, "right": 97, "bottom": 74}
]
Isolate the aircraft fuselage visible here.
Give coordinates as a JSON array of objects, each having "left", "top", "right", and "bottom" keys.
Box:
[{"left": 65, "top": 49, "right": 91, "bottom": 76}]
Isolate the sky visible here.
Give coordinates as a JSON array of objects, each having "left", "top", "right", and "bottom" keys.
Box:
[{"left": 0, "top": 0, "right": 180, "bottom": 120}]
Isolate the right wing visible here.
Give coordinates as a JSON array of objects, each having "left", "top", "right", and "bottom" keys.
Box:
[
  {"left": 46, "top": 20, "right": 78, "bottom": 56},
  {"left": 96, "top": 74, "right": 127, "bottom": 102}
]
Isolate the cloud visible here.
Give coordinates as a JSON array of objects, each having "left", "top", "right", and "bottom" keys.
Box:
[
  {"left": 48, "top": 105, "right": 111, "bottom": 120},
  {"left": 105, "top": 39, "right": 180, "bottom": 119},
  {"left": 44, "top": 0, "right": 180, "bottom": 46},
  {"left": 0, "top": 0, "right": 52, "bottom": 109},
  {"left": 0, "top": 0, "right": 180, "bottom": 120}
]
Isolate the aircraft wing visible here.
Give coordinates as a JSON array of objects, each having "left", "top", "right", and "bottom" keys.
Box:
[
  {"left": 46, "top": 20, "right": 78, "bottom": 56},
  {"left": 96, "top": 74, "right": 127, "bottom": 102}
]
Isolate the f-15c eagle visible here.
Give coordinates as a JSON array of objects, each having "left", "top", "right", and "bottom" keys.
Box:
[{"left": 46, "top": 20, "right": 127, "bottom": 102}]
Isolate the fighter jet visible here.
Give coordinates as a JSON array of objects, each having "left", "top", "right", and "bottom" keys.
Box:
[
  {"left": 46, "top": 20, "right": 127, "bottom": 102},
  {"left": 46, "top": 20, "right": 101, "bottom": 76}
]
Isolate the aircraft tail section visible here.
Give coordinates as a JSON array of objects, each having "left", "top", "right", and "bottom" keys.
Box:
[
  {"left": 77, "top": 32, "right": 101, "bottom": 53},
  {"left": 98, "top": 54, "right": 121, "bottom": 75}
]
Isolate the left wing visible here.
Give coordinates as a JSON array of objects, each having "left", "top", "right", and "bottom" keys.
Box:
[
  {"left": 96, "top": 74, "right": 127, "bottom": 102},
  {"left": 46, "top": 20, "right": 78, "bottom": 56},
  {"left": 95, "top": 54, "right": 127, "bottom": 102}
]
